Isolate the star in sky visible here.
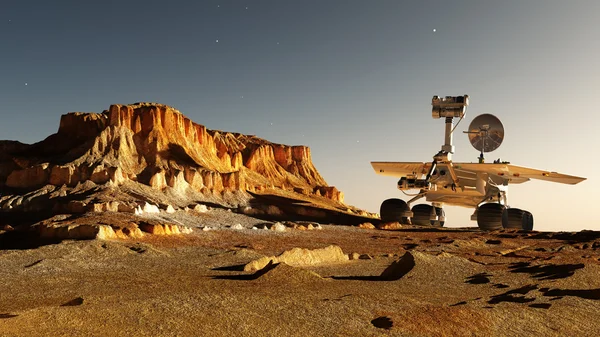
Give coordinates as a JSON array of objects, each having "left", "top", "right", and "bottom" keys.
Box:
[{"left": 433, "top": 29, "right": 436, "bottom": 32}]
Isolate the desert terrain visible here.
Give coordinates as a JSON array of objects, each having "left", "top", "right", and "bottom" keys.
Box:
[
  {"left": 2, "top": 214, "right": 600, "bottom": 336},
  {"left": 1, "top": 103, "right": 598, "bottom": 336}
]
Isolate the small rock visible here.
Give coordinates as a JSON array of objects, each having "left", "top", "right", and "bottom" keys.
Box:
[
  {"left": 2, "top": 225, "right": 14, "bottom": 231},
  {"left": 142, "top": 203, "right": 160, "bottom": 214},
  {"left": 349, "top": 252, "right": 361, "bottom": 260},
  {"left": 359, "top": 254, "right": 373, "bottom": 260},
  {"left": 202, "top": 226, "right": 212, "bottom": 231},
  {"left": 377, "top": 222, "right": 402, "bottom": 230},
  {"left": 231, "top": 223, "right": 244, "bottom": 230},
  {"left": 165, "top": 205, "right": 176, "bottom": 214},
  {"left": 245, "top": 245, "right": 348, "bottom": 272},
  {"left": 271, "top": 222, "right": 286, "bottom": 232},
  {"left": 359, "top": 222, "right": 375, "bottom": 229},
  {"left": 254, "top": 223, "right": 270, "bottom": 230},
  {"left": 306, "top": 224, "right": 314, "bottom": 230},
  {"left": 194, "top": 204, "right": 208, "bottom": 213}
]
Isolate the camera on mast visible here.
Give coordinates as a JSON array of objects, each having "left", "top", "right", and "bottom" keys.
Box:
[{"left": 431, "top": 95, "right": 469, "bottom": 119}]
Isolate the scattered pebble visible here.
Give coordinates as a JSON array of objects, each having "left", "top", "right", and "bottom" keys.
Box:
[
  {"left": 231, "top": 224, "right": 244, "bottom": 230},
  {"left": 271, "top": 222, "right": 286, "bottom": 232}
]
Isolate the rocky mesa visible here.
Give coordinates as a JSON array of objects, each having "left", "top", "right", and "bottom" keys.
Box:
[{"left": 0, "top": 103, "right": 374, "bottom": 233}]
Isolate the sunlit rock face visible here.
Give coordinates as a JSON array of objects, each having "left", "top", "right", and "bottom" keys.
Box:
[{"left": 0, "top": 103, "right": 344, "bottom": 211}]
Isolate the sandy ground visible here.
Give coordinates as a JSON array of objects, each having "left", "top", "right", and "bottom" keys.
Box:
[{"left": 2, "top": 224, "right": 600, "bottom": 336}]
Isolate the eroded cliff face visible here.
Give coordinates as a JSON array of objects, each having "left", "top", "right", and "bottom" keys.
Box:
[{"left": 0, "top": 103, "right": 343, "bottom": 206}]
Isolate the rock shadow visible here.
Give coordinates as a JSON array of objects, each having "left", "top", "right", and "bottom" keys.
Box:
[
  {"left": 529, "top": 303, "right": 552, "bottom": 309},
  {"left": 525, "top": 231, "right": 600, "bottom": 244},
  {"left": 60, "top": 297, "right": 84, "bottom": 307},
  {"left": 331, "top": 252, "right": 415, "bottom": 281},
  {"left": 465, "top": 273, "right": 492, "bottom": 284},
  {"left": 322, "top": 294, "right": 352, "bottom": 302},
  {"left": 508, "top": 262, "right": 584, "bottom": 280},
  {"left": 401, "top": 243, "right": 419, "bottom": 250},
  {"left": 371, "top": 316, "right": 393, "bottom": 330},
  {"left": 212, "top": 264, "right": 246, "bottom": 272},
  {"left": 540, "top": 288, "right": 600, "bottom": 300},
  {"left": 488, "top": 285, "right": 538, "bottom": 304},
  {"left": 0, "top": 230, "right": 63, "bottom": 250},
  {"left": 0, "top": 313, "right": 18, "bottom": 319},
  {"left": 213, "top": 261, "right": 278, "bottom": 280},
  {"left": 449, "top": 301, "right": 467, "bottom": 307},
  {"left": 24, "top": 259, "right": 44, "bottom": 268}
]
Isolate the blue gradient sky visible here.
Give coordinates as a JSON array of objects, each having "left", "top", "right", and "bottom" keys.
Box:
[{"left": 1, "top": 1, "right": 597, "bottom": 231}]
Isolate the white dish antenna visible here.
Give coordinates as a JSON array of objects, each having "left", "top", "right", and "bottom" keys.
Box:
[{"left": 464, "top": 114, "right": 504, "bottom": 162}]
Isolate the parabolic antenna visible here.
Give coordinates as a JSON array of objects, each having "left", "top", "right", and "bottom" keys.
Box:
[{"left": 466, "top": 113, "right": 504, "bottom": 153}]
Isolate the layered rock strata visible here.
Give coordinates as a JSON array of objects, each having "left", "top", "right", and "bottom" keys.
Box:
[{"left": 0, "top": 103, "right": 344, "bottom": 214}]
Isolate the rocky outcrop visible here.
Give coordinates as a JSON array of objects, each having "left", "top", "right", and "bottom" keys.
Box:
[
  {"left": 35, "top": 217, "right": 192, "bottom": 240},
  {"left": 0, "top": 103, "right": 342, "bottom": 206},
  {"left": 244, "top": 245, "right": 349, "bottom": 272}
]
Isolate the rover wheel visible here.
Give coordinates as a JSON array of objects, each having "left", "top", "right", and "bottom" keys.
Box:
[
  {"left": 434, "top": 207, "right": 445, "bottom": 227},
  {"left": 380, "top": 199, "right": 410, "bottom": 224},
  {"left": 505, "top": 208, "right": 525, "bottom": 229},
  {"left": 411, "top": 204, "right": 433, "bottom": 226},
  {"left": 523, "top": 210, "right": 534, "bottom": 231},
  {"left": 504, "top": 208, "right": 534, "bottom": 231},
  {"left": 477, "top": 203, "right": 508, "bottom": 231}
]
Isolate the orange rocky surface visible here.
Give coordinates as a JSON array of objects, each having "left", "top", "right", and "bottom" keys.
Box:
[
  {"left": 1, "top": 103, "right": 340, "bottom": 200},
  {"left": 0, "top": 103, "right": 373, "bottom": 237},
  {"left": 2, "top": 224, "right": 600, "bottom": 336}
]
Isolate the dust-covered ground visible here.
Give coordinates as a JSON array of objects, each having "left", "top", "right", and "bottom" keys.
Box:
[{"left": 2, "top": 220, "right": 600, "bottom": 337}]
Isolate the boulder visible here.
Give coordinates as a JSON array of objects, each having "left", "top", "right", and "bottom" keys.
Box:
[
  {"left": 377, "top": 222, "right": 402, "bottom": 230},
  {"left": 244, "top": 245, "right": 349, "bottom": 272},
  {"left": 359, "top": 222, "right": 376, "bottom": 229},
  {"left": 271, "top": 222, "right": 286, "bottom": 232}
]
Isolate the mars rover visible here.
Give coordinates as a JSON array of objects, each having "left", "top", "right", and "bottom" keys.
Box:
[{"left": 371, "top": 95, "right": 585, "bottom": 230}]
